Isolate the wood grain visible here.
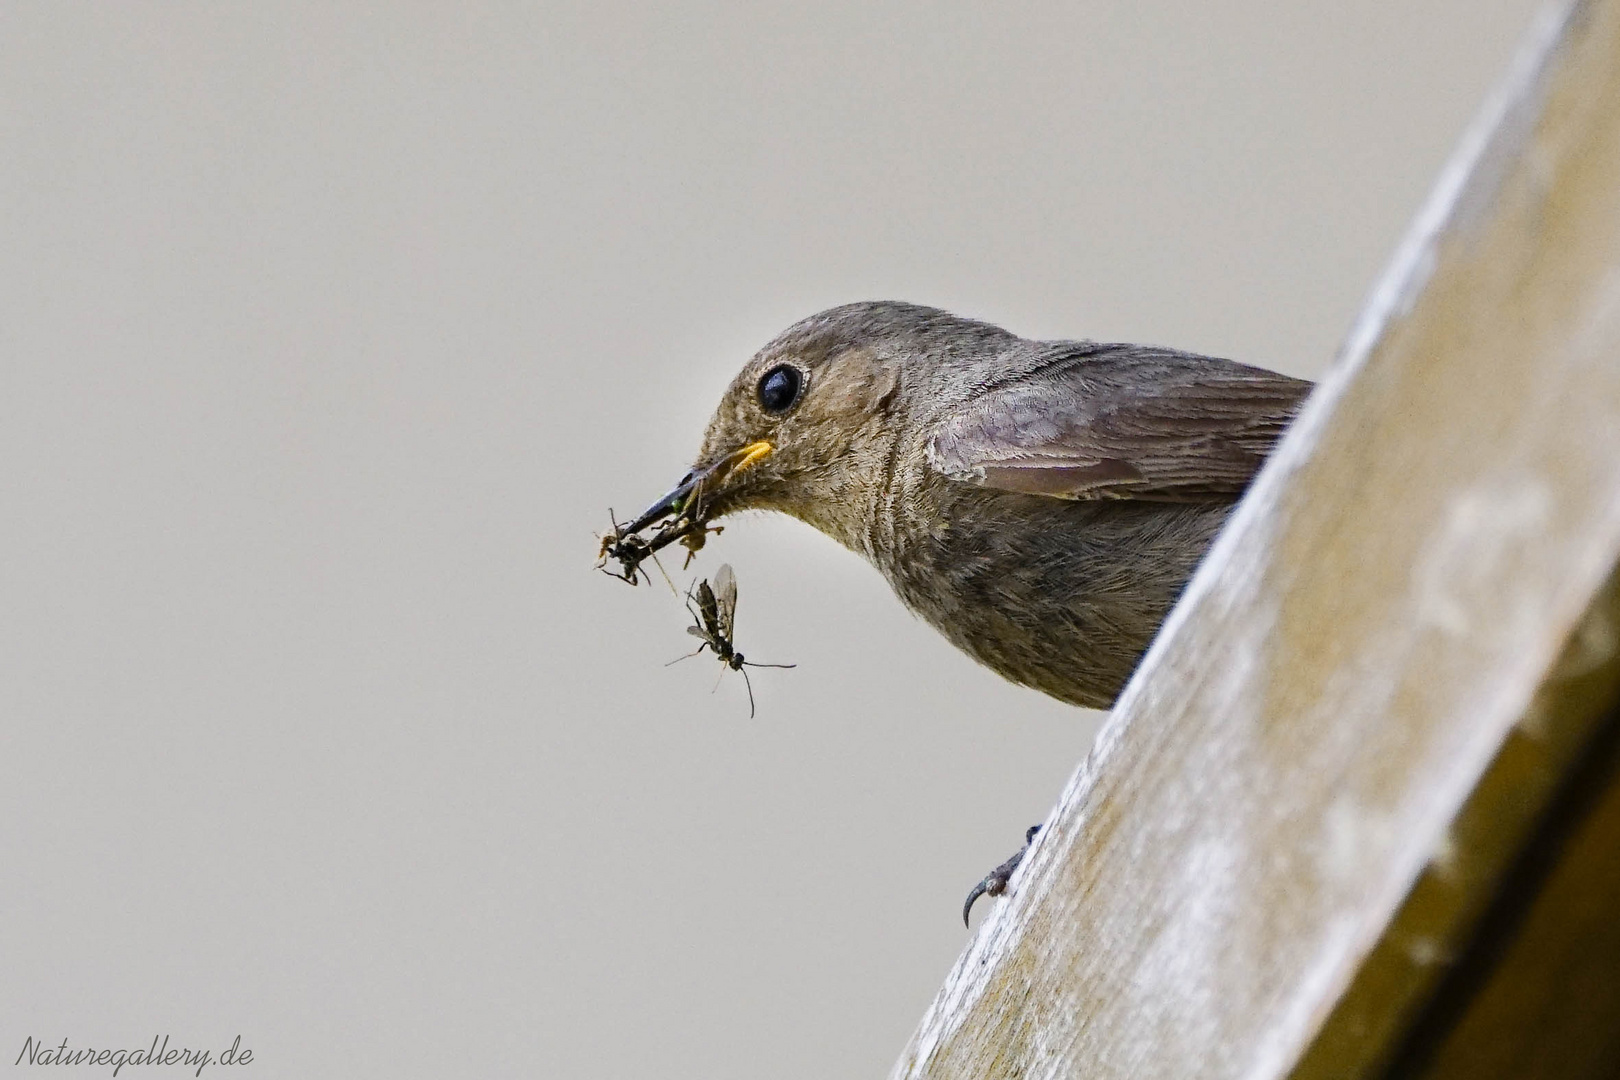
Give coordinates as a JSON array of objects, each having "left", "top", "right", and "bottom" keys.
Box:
[{"left": 891, "top": 2, "right": 1620, "bottom": 1076}]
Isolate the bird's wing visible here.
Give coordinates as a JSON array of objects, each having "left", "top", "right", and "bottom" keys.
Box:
[{"left": 925, "top": 344, "right": 1312, "bottom": 502}]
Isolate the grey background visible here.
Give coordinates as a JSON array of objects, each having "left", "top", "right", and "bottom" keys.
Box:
[{"left": 1, "top": 3, "right": 1541, "bottom": 1078}]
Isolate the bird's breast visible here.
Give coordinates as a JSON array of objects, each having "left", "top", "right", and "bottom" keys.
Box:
[{"left": 869, "top": 474, "right": 1231, "bottom": 708}]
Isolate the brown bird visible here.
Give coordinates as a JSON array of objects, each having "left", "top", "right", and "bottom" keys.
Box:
[
  {"left": 615, "top": 301, "right": 1311, "bottom": 709},
  {"left": 608, "top": 301, "right": 1312, "bottom": 917}
]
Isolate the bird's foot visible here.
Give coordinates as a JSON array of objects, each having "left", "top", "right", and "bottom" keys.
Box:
[{"left": 962, "top": 824, "right": 1041, "bottom": 927}]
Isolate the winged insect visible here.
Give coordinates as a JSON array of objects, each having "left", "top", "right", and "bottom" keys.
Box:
[{"left": 667, "top": 564, "right": 794, "bottom": 716}]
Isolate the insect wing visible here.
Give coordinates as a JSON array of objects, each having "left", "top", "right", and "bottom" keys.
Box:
[
  {"left": 712, "top": 564, "right": 738, "bottom": 639},
  {"left": 693, "top": 579, "right": 721, "bottom": 635}
]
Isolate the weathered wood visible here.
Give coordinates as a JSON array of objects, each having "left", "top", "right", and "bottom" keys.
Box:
[
  {"left": 1302, "top": 571, "right": 1620, "bottom": 1079},
  {"left": 1396, "top": 681, "right": 1620, "bottom": 1079},
  {"left": 891, "top": 2, "right": 1620, "bottom": 1077},
  {"left": 1384, "top": 603, "right": 1620, "bottom": 1080}
]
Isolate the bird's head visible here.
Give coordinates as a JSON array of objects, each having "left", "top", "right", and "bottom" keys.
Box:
[{"left": 614, "top": 301, "right": 1013, "bottom": 560}]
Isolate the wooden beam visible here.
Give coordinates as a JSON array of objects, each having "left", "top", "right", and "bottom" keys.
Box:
[
  {"left": 891, "top": 1, "right": 1620, "bottom": 1076},
  {"left": 1298, "top": 572, "right": 1620, "bottom": 1079}
]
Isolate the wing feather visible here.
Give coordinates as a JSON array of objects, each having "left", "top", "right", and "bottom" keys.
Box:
[{"left": 925, "top": 344, "right": 1312, "bottom": 502}]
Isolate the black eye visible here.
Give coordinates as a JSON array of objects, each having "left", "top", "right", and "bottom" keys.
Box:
[{"left": 756, "top": 364, "right": 803, "bottom": 414}]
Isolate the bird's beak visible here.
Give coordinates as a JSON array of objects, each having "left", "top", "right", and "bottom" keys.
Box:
[{"left": 621, "top": 440, "right": 774, "bottom": 539}]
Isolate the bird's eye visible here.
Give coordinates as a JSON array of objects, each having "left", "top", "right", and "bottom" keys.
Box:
[{"left": 756, "top": 364, "right": 803, "bottom": 414}]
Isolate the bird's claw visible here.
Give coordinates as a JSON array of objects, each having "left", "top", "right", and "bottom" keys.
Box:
[{"left": 962, "top": 824, "right": 1041, "bottom": 928}]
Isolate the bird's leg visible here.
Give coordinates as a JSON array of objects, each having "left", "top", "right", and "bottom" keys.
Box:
[{"left": 962, "top": 824, "right": 1041, "bottom": 927}]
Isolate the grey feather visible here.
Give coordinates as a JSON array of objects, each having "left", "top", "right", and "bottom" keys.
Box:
[{"left": 924, "top": 343, "right": 1312, "bottom": 502}]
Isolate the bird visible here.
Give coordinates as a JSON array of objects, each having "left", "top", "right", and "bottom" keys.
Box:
[
  {"left": 608, "top": 301, "right": 1312, "bottom": 915},
  {"left": 616, "top": 301, "right": 1311, "bottom": 709}
]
